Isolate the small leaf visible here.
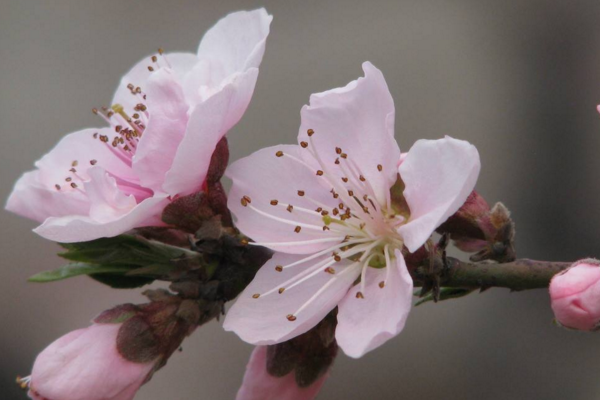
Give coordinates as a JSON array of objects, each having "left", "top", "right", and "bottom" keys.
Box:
[
  {"left": 29, "top": 263, "right": 133, "bottom": 283},
  {"left": 415, "top": 287, "right": 475, "bottom": 306}
]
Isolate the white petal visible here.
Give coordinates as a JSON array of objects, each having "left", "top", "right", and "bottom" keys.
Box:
[
  {"left": 34, "top": 196, "right": 169, "bottom": 243},
  {"left": 224, "top": 252, "right": 360, "bottom": 345},
  {"left": 336, "top": 249, "right": 413, "bottom": 358},
  {"left": 398, "top": 136, "right": 481, "bottom": 252},
  {"left": 197, "top": 8, "right": 272, "bottom": 83},
  {"left": 298, "top": 62, "right": 400, "bottom": 206},
  {"left": 163, "top": 68, "right": 259, "bottom": 196},
  {"left": 226, "top": 145, "right": 341, "bottom": 255}
]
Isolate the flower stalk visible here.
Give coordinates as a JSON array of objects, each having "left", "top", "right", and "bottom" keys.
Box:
[{"left": 412, "top": 257, "right": 572, "bottom": 291}]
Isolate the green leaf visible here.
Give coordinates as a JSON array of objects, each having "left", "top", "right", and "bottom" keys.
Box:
[
  {"left": 29, "top": 263, "right": 133, "bottom": 283},
  {"left": 415, "top": 287, "right": 475, "bottom": 306}
]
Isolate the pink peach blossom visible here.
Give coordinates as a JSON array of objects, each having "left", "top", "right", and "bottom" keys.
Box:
[
  {"left": 20, "top": 323, "right": 155, "bottom": 400},
  {"left": 223, "top": 62, "right": 480, "bottom": 358},
  {"left": 236, "top": 347, "right": 328, "bottom": 400},
  {"left": 6, "top": 9, "right": 272, "bottom": 243},
  {"left": 550, "top": 260, "right": 600, "bottom": 331}
]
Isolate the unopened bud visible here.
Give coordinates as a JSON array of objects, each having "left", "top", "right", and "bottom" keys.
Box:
[{"left": 549, "top": 259, "right": 600, "bottom": 331}]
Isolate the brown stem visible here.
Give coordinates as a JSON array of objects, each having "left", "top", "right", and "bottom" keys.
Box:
[{"left": 412, "top": 258, "right": 572, "bottom": 291}]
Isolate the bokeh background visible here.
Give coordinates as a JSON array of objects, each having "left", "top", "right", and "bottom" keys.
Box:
[{"left": 3, "top": 1, "right": 600, "bottom": 399}]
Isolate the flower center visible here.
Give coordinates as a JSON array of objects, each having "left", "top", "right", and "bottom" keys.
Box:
[
  {"left": 241, "top": 128, "right": 409, "bottom": 321},
  {"left": 51, "top": 50, "right": 172, "bottom": 201}
]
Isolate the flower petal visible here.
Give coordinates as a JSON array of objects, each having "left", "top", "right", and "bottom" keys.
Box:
[
  {"left": 336, "top": 249, "right": 413, "bottom": 358},
  {"left": 224, "top": 252, "right": 360, "bottom": 345},
  {"left": 132, "top": 69, "right": 189, "bottom": 192},
  {"left": 163, "top": 68, "right": 259, "bottom": 196},
  {"left": 398, "top": 136, "right": 480, "bottom": 252},
  {"left": 35, "top": 128, "right": 137, "bottom": 186},
  {"left": 226, "top": 145, "right": 341, "bottom": 254},
  {"left": 197, "top": 8, "right": 272, "bottom": 83},
  {"left": 112, "top": 53, "right": 198, "bottom": 113},
  {"left": 84, "top": 167, "right": 138, "bottom": 223},
  {"left": 297, "top": 62, "right": 400, "bottom": 206},
  {"left": 34, "top": 195, "right": 169, "bottom": 243},
  {"left": 6, "top": 170, "right": 89, "bottom": 223},
  {"left": 236, "top": 346, "right": 328, "bottom": 400}
]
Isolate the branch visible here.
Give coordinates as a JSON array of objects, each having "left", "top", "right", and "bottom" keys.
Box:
[{"left": 412, "top": 258, "right": 572, "bottom": 291}]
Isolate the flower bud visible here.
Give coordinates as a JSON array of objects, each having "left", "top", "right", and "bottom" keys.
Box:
[
  {"left": 23, "top": 323, "right": 155, "bottom": 400},
  {"left": 549, "top": 259, "right": 600, "bottom": 331}
]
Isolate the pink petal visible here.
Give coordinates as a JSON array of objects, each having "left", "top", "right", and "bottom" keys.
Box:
[
  {"left": 336, "top": 249, "right": 413, "bottom": 358},
  {"left": 197, "top": 8, "right": 272, "bottom": 83},
  {"left": 34, "top": 195, "right": 169, "bottom": 243},
  {"left": 6, "top": 170, "right": 89, "bottom": 223},
  {"left": 35, "top": 128, "right": 137, "bottom": 186},
  {"left": 31, "top": 324, "right": 154, "bottom": 400},
  {"left": 226, "top": 145, "right": 340, "bottom": 254},
  {"left": 297, "top": 62, "right": 400, "bottom": 206},
  {"left": 84, "top": 167, "right": 138, "bottom": 223},
  {"left": 236, "top": 346, "right": 328, "bottom": 400},
  {"left": 112, "top": 53, "right": 198, "bottom": 113},
  {"left": 224, "top": 252, "right": 360, "bottom": 345},
  {"left": 398, "top": 136, "right": 480, "bottom": 252},
  {"left": 132, "top": 69, "right": 190, "bottom": 192},
  {"left": 163, "top": 69, "right": 259, "bottom": 196}
]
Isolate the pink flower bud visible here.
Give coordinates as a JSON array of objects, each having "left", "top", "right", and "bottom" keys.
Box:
[
  {"left": 549, "top": 260, "right": 600, "bottom": 331},
  {"left": 23, "top": 323, "right": 155, "bottom": 400}
]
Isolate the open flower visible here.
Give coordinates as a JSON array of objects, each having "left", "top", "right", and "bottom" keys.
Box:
[
  {"left": 236, "top": 347, "right": 328, "bottom": 400},
  {"left": 6, "top": 9, "right": 272, "bottom": 243},
  {"left": 18, "top": 323, "right": 155, "bottom": 400},
  {"left": 223, "top": 62, "right": 480, "bottom": 358}
]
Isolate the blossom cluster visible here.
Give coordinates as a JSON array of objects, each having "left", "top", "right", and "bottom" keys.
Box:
[{"left": 6, "top": 7, "right": 595, "bottom": 400}]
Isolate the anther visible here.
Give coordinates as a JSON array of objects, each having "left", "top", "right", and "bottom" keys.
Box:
[
  {"left": 300, "top": 141, "right": 308, "bottom": 148},
  {"left": 315, "top": 207, "right": 323, "bottom": 212},
  {"left": 158, "top": 48, "right": 164, "bottom": 55},
  {"left": 334, "top": 255, "right": 342, "bottom": 262},
  {"left": 270, "top": 200, "right": 279, "bottom": 206},
  {"left": 342, "top": 177, "right": 348, "bottom": 183},
  {"left": 278, "top": 288, "right": 285, "bottom": 294},
  {"left": 336, "top": 147, "right": 342, "bottom": 154},
  {"left": 341, "top": 153, "right": 348, "bottom": 159},
  {"left": 322, "top": 226, "right": 330, "bottom": 231},
  {"left": 307, "top": 129, "right": 314, "bottom": 136},
  {"left": 275, "top": 265, "right": 283, "bottom": 272},
  {"left": 287, "top": 314, "right": 297, "bottom": 321},
  {"left": 276, "top": 150, "right": 284, "bottom": 157},
  {"left": 93, "top": 132, "right": 99, "bottom": 139},
  {"left": 321, "top": 210, "right": 329, "bottom": 216},
  {"left": 71, "top": 160, "right": 78, "bottom": 167},
  {"left": 297, "top": 190, "right": 305, "bottom": 196},
  {"left": 377, "top": 164, "right": 383, "bottom": 171},
  {"left": 356, "top": 291, "right": 364, "bottom": 299},
  {"left": 287, "top": 204, "right": 294, "bottom": 213},
  {"left": 70, "top": 183, "right": 78, "bottom": 188},
  {"left": 325, "top": 267, "right": 336, "bottom": 274},
  {"left": 92, "top": 108, "right": 98, "bottom": 114},
  {"left": 65, "top": 177, "right": 72, "bottom": 182},
  {"left": 348, "top": 190, "right": 354, "bottom": 196},
  {"left": 294, "top": 226, "right": 302, "bottom": 233},
  {"left": 55, "top": 184, "right": 61, "bottom": 190},
  {"left": 378, "top": 281, "right": 385, "bottom": 288},
  {"left": 252, "top": 293, "right": 260, "bottom": 299},
  {"left": 241, "top": 195, "right": 251, "bottom": 207},
  {"left": 335, "top": 158, "right": 340, "bottom": 165},
  {"left": 151, "top": 55, "right": 158, "bottom": 63},
  {"left": 147, "top": 66, "right": 155, "bottom": 72},
  {"left": 316, "top": 170, "right": 324, "bottom": 176}
]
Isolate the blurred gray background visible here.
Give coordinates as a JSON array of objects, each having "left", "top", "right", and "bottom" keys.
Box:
[{"left": 2, "top": 0, "right": 600, "bottom": 399}]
